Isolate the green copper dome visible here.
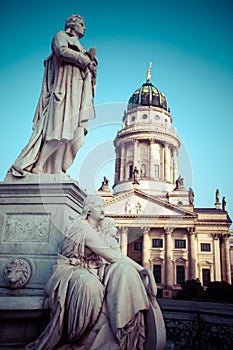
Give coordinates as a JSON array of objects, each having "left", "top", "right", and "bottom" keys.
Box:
[{"left": 128, "top": 81, "right": 168, "bottom": 111}]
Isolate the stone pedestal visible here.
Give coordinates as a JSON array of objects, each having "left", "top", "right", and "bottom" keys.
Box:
[
  {"left": 0, "top": 174, "right": 86, "bottom": 347},
  {"left": 162, "top": 288, "right": 173, "bottom": 299}
]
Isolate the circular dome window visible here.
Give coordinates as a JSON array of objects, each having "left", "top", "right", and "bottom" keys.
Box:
[
  {"left": 131, "top": 116, "right": 136, "bottom": 122},
  {"left": 155, "top": 115, "right": 160, "bottom": 120},
  {"left": 142, "top": 114, "right": 148, "bottom": 120}
]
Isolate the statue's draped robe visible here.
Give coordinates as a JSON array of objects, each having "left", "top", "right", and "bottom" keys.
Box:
[
  {"left": 11, "top": 30, "right": 96, "bottom": 176},
  {"left": 26, "top": 219, "right": 150, "bottom": 350}
]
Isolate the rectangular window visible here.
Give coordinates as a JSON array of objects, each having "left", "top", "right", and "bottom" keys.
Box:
[
  {"left": 175, "top": 239, "right": 186, "bottom": 249},
  {"left": 153, "top": 265, "right": 161, "bottom": 284},
  {"left": 202, "top": 268, "right": 211, "bottom": 286},
  {"left": 201, "top": 243, "right": 211, "bottom": 252},
  {"left": 155, "top": 164, "right": 159, "bottom": 179},
  {"left": 134, "top": 241, "right": 142, "bottom": 251},
  {"left": 129, "top": 164, "right": 133, "bottom": 179},
  {"left": 152, "top": 239, "right": 163, "bottom": 248},
  {"left": 176, "top": 265, "right": 185, "bottom": 284}
]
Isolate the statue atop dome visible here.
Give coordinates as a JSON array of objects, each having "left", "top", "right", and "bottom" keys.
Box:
[{"left": 146, "top": 62, "right": 152, "bottom": 82}]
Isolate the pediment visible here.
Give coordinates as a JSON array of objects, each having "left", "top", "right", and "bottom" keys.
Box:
[
  {"left": 104, "top": 189, "right": 195, "bottom": 217},
  {"left": 174, "top": 257, "right": 187, "bottom": 263}
]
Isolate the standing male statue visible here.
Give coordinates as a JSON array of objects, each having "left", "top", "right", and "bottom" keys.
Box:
[{"left": 10, "top": 14, "right": 97, "bottom": 177}]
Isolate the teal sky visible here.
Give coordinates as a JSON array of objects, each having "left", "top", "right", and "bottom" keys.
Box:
[{"left": 0, "top": 0, "right": 233, "bottom": 225}]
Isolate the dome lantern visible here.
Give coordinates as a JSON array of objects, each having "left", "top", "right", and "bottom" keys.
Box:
[{"left": 127, "top": 63, "right": 168, "bottom": 111}]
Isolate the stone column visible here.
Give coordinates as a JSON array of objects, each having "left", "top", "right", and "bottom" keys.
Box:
[
  {"left": 164, "top": 142, "right": 170, "bottom": 182},
  {"left": 114, "top": 146, "right": 121, "bottom": 184},
  {"left": 120, "top": 227, "right": 128, "bottom": 256},
  {"left": 225, "top": 235, "right": 231, "bottom": 283},
  {"left": 213, "top": 234, "right": 221, "bottom": 281},
  {"left": 164, "top": 227, "right": 173, "bottom": 287},
  {"left": 173, "top": 147, "right": 178, "bottom": 184},
  {"left": 120, "top": 142, "right": 125, "bottom": 181},
  {"left": 187, "top": 228, "right": 196, "bottom": 280},
  {"left": 161, "top": 143, "right": 165, "bottom": 180},
  {"left": 149, "top": 139, "right": 155, "bottom": 179},
  {"left": 133, "top": 139, "right": 138, "bottom": 168},
  {"left": 142, "top": 227, "right": 150, "bottom": 269},
  {"left": 221, "top": 234, "right": 231, "bottom": 283}
]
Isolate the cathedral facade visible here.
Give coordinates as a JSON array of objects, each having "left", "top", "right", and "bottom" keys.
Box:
[{"left": 98, "top": 67, "right": 232, "bottom": 297}]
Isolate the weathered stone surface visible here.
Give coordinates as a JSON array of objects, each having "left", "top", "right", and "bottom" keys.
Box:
[{"left": 0, "top": 176, "right": 86, "bottom": 347}]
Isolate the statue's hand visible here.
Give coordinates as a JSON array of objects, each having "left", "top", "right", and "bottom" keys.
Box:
[
  {"left": 88, "top": 47, "right": 97, "bottom": 60},
  {"left": 89, "top": 61, "right": 97, "bottom": 76}
]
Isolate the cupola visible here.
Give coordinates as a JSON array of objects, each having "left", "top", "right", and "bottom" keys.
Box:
[{"left": 127, "top": 62, "right": 168, "bottom": 111}]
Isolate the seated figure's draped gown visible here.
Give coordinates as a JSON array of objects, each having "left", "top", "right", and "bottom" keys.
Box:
[{"left": 26, "top": 218, "right": 151, "bottom": 350}]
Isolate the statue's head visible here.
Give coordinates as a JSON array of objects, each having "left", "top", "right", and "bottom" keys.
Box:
[
  {"left": 65, "top": 14, "right": 84, "bottom": 29},
  {"left": 65, "top": 14, "right": 86, "bottom": 38},
  {"left": 100, "top": 217, "right": 117, "bottom": 237},
  {"left": 82, "top": 194, "right": 105, "bottom": 221}
]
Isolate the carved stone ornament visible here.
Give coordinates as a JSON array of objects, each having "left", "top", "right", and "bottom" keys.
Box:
[{"left": 3, "top": 257, "right": 32, "bottom": 289}]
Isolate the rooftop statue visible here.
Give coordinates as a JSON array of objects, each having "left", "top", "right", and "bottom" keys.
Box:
[
  {"left": 98, "top": 176, "right": 110, "bottom": 191},
  {"left": 10, "top": 14, "right": 97, "bottom": 177},
  {"left": 26, "top": 194, "right": 166, "bottom": 349},
  {"left": 175, "top": 175, "right": 184, "bottom": 190}
]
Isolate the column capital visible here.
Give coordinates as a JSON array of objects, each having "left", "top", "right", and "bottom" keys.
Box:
[
  {"left": 149, "top": 138, "right": 155, "bottom": 144},
  {"left": 217, "top": 233, "right": 230, "bottom": 242},
  {"left": 118, "top": 226, "right": 129, "bottom": 234},
  {"left": 187, "top": 227, "right": 195, "bottom": 235},
  {"left": 213, "top": 233, "right": 219, "bottom": 241},
  {"left": 161, "top": 141, "right": 168, "bottom": 148},
  {"left": 164, "top": 227, "right": 173, "bottom": 235},
  {"left": 141, "top": 226, "right": 151, "bottom": 233}
]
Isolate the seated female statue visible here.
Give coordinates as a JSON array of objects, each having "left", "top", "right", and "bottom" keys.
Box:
[{"left": 26, "top": 194, "right": 165, "bottom": 350}]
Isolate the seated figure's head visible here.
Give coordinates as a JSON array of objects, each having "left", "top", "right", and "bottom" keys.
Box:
[
  {"left": 82, "top": 194, "right": 105, "bottom": 222},
  {"left": 100, "top": 217, "right": 117, "bottom": 238}
]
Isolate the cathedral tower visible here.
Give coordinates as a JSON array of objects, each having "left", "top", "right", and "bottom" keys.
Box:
[{"left": 113, "top": 64, "right": 181, "bottom": 197}]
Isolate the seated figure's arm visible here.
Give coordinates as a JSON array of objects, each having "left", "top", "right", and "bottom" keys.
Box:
[
  {"left": 85, "top": 225, "right": 144, "bottom": 271},
  {"left": 83, "top": 222, "right": 157, "bottom": 297}
]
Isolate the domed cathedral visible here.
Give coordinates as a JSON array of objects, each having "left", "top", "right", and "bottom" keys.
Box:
[
  {"left": 98, "top": 64, "right": 232, "bottom": 298},
  {"left": 113, "top": 62, "right": 180, "bottom": 198}
]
